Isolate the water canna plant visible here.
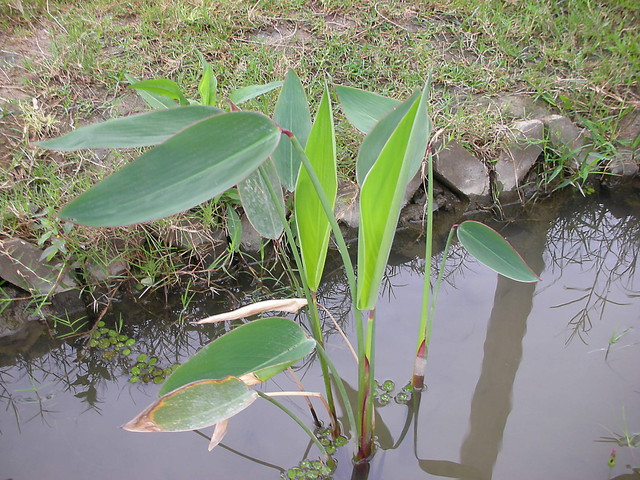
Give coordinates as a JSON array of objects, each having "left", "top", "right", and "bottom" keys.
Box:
[{"left": 38, "top": 64, "right": 539, "bottom": 469}]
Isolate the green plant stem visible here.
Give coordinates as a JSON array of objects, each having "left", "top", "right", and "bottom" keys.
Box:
[
  {"left": 256, "top": 391, "right": 332, "bottom": 463},
  {"left": 259, "top": 164, "right": 337, "bottom": 423},
  {"left": 357, "top": 308, "right": 376, "bottom": 461},
  {"left": 413, "top": 152, "right": 434, "bottom": 388},
  {"left": 315, "top": 342, "right": 357, "bottom": 436}
]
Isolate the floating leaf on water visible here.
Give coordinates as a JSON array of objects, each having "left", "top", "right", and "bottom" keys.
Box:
[
  {"left": 123, "top": 377, "right": 257, "bottom": 433},
  {"left": 334, "top": 435, "right": 348, "bottom": 447},
  {"left": 193, "top": 298, "right": 308, "bottom": 324},
  {"left": 160, "top": 317, "right": 315, "bottom": 396}
]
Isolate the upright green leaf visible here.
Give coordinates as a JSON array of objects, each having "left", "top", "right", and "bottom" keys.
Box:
[
  {"left": 356, "top": 90, "right": 420, "bottom": 184},
  {"left": 160, "top": 317, "right": 316, "bottom": 396},
  {"left": 456, "top": 221, "right": 540, "bottom": 283},
  {"left": 229, "top": 80, "right": 283, "bottom": 105},
  {"left": 238, "top": 159, "right": 284, "bottom": 240},
  {"left": 335, "top": 85, "right": 400, "bottom": 134},
  {"left": 58, "top": 112, "right": 281, "bottom": 226},
  {"left": 124, "top": 377, "right": 257, "bottom": 432},
  {"left": 357, "top": 83, "right": 431, "bottom": 310},
  {"left": 294, "top": 85, "right": 337, "bottom": 291},
  {"left": 272, "top": 70, "right": 312, "bottom": 191},
  {"left": 125, "top": 74, "right": 176, "bottom": 109},
  {"left": 129, "top": 79, "right": 189, "bottom": 105},
  {"left": 37, "top": 106, "right": 221, "bottom": 150},
  {"left": 226, "top": 205, "right": 242, "bottom": 253},
  {"left": 198, "top": 60, "right": 218, "bottom": 107}
]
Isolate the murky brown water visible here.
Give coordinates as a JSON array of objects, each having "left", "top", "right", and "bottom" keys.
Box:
[{"left": 2, "top": 187, "right": 639, "bottom": 480}]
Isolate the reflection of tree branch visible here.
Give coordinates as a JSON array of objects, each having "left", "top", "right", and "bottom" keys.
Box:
[
  {"left": 545, "top": 194, "right": 640, "bottom": 344},
  {"left": 192, "top": 429, "right": 286, "bottom": 474}
]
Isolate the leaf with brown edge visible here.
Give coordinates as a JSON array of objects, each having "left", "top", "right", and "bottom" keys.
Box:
[{"left": 123, "top": 377, "right": 257, "bottom": 433}]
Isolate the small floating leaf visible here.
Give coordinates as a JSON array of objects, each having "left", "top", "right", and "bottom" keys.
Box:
[
  {"left": 456, "top": 221, "right": 540, "bottom": 283},
  {"left": 123, "top": 377, "right": 257, "bottom": 432}
]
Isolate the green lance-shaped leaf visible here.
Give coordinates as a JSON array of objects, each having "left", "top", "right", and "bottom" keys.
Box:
[
  {"left": 229, "top": 80, "right": 284, "bottom": 105},
  {"left": 160, "top": 317, "right": 315, "bottom": 396},
  {"left": 272, "top": 70, "right": 312, "bottom": 191},
  {"left": 335, "top": 84, "right": 400, "bottom": 135},
  {"left": 226, "top": 204, "right": 242, "bottom": 253},
  {"left": 456, "top": 221, "right": 540, "bottom": 283},
  {"left": 357, "top": 82, "right": 431, "bottom": 310},
  {"left": 129, "top": 78, "right": 189, "bottom": 105},
  {"left": 197, "top": 55, "right": 218, "bottom": 107},
  {"left": 356, "top": 90, "right": 420, "bottom": 184},
  {"left": 37, "top": 106, "right": 221, "bottom": 150},
  {"left": 294, "top": 84, "right": 337, "bottom": 291},
  {"left": 237, "top": 159, "right": 284, "bottom": 239},
  {"left": 58, "top": 112, "right": 281, "bottom": 227},
  {"left": 123, "top": 377, "right": 257, "bottom": 432},
  {"left": 125, "top": 74, "right": 176, "bottom": 109}
]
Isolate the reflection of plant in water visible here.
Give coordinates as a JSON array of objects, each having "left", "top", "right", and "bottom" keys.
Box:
[{"left": 545, "top": 195, "right": 640, "bottom": 344}]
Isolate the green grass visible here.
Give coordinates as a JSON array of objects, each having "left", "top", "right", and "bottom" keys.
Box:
[{"left": 1, "top": 0, "right": 638, "bottom": 287}]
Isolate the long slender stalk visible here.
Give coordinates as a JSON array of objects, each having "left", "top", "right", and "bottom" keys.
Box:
[
  {"left": 315, "top": 343, "right": 357, "bottom": 436},
  {"left": 259, "top": 165, "right": 337, "bottom": 421},
  {"left": 357, "top": 308, "right": 376, "bottom": 460},
  {"left": 256, "top": 391, "right": 332, "bottom": 463},
  {"left": 413, "top": 151, "right": 434, "bottom": 388}
]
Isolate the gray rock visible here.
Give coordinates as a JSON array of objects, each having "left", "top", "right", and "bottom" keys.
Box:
[
  {"left": 542, "top": 114, "right": 588, "bottom": 169},
  {"left": 239, "top": 213, "right": 263, "bottom": 252},
  {"left": 0, "top": 286, "right": 48, "bottom": 344},
  {"left": 607, "top": 109, "right": 640, "bottom": 177},
  {"left": 494, "top": 120, "right": 544, "bottom": 193},
  {"left": 164, "top": 218, "right": 213, "bottom": 249},
  {"left": 480, "top": 94, "right": 552, "bottom": 120},
  {"left": 0, "top": 238, "right": 77, "bottom": 296},
  {"left": 84, "top": 257, "right": 128, "bottom": 284},
  {"left": 433, "top": 139, "right": 490, "bottom": 197},
  {"left": 335, "top": 181, "right": 360, "bottom": 229},
  {"left": 607, "top": 149, "right": 639, "bottom": 177}
]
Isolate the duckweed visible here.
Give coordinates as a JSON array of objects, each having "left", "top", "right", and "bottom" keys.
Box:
[
  {"left": 381, "top": 380, "right": 395, "bottom": 392},
  {"left": 87, "top": 323, "right": 178, "bottom": 386}
]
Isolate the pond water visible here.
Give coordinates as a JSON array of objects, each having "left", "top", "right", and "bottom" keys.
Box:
[{"left": 1, "top": 187, "right": 639, "bottom": 480}]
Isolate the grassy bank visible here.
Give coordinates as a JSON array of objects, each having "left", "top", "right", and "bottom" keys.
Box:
[{"left": 1, "top": 0, "right": 639, "bottom": 290}]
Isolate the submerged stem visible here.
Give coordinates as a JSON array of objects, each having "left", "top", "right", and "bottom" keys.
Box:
[{"left": 257, "top": 391, "right": 331, "bottom": 463}]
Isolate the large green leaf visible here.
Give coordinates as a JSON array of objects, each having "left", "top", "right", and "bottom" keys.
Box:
[
  {"left": 335, "top": 85, "right": 400, "bottom": 134},
  {"left": 294, "top": 85, "right": 337, "bottom": 291},
  {"left": 129, "top": 78, "right": 189, "bottom": 105},
  {"left": 356, "top": 90, "right": 420, "bottom": 184},
  {"left": 456, "top": 221, "right": 540, "bottom": 283},
  {"left": 58, "top": 112, "right": 281, "bottom": 226},
  {"left": 237, "top": 159, "right": 284, "bottom": 239},
  {"left": 357, "top": 83, "right": 431, "bottom": 310},
  {"left": 229, "top": 80, "right": 283, "bottom": 105},
  {"left": 36, "top": 106, "right": 221, "bottom": 150},
  {"left": 160, "top": 317, "right": 315, "bottom": 396},
  {"left": 123, "top": 377, "right": 257, "bottom": 432},
  {"left": 272, "top": 70, "right": 312, "bottom": 191}
]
